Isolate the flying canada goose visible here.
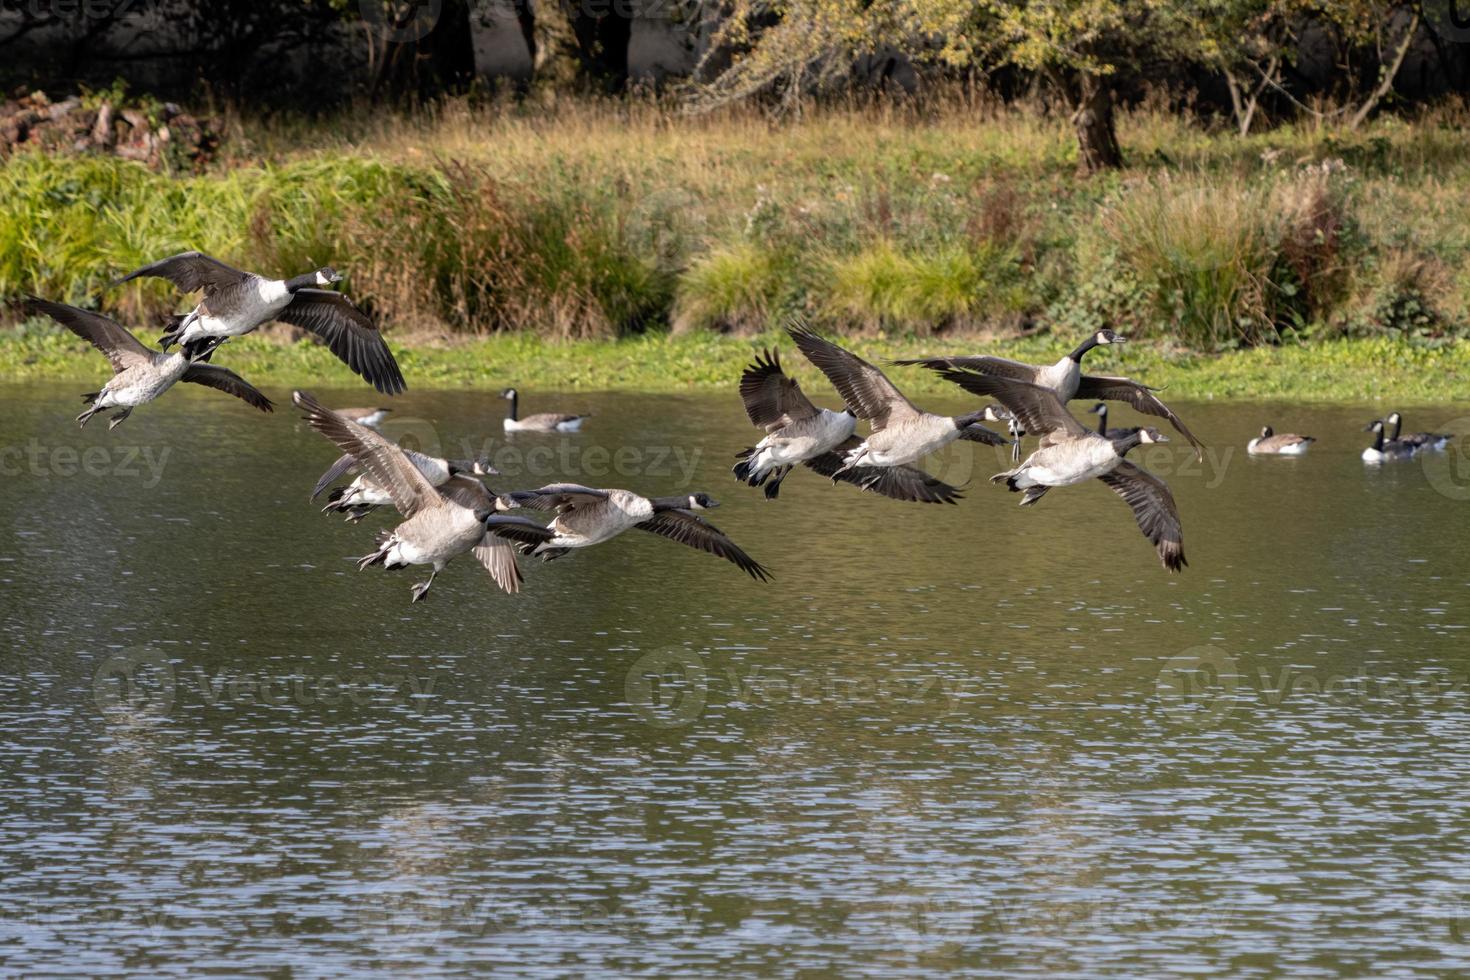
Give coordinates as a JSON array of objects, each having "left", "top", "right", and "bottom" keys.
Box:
[
  {"left": 112, "top": 251, "right": 405, "bottom": 395},
  {"left": 293, "top": 391, "right": 550, "bottom": 601},
  {"left": 895, "top": 329, "right": 1205, "bottom": 461},
  {"left": 1362, "top": 419, "right": 1416, "bottom": 464},
  {"left": 932, "top": 367, "right": 1186, "bottom": 572},
  {"left": 28, "top": 297, "right": 272, "bottom": 429},
  {"left": 319, "top": 455, "right": 500, "bottom": 523},
  {"left": 306, "top": 407, "right": 395, "bottom": 492},
  {"left": 1087, "top": 403, "right": 1144, "bottom": 440},
  {"left": 1247, "top": 426, "right": 1315, "bottom": 456},
  {"left": 1385, "top": 412, "right": 1453, "bottom": 452},
  {"left": 732, "top": 348, "right": 977, "bottom": 504},
  {"left": 785, "top": 326, "right": 1008, "bottom": 481},
  {"left": 500, "top": 388, "right": 589, "bottom": 432},
  {"left": 503, "top": 485, "right": 771, "bottom": 581}
]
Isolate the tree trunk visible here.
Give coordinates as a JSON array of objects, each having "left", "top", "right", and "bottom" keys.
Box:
[
  {"left": 1071, "top": 73, "right": 1122, "bottom": 175},
  {"left": 1348, "top": 9, "right": 1421, "bottom": 130}
]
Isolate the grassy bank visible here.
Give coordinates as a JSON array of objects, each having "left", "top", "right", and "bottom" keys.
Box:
[
  {"left": 4, "top": 325, "right": 1467, "bottom": 402},
  {"left": 4, "top": 98, "right": 1470, "bottom": 350}
]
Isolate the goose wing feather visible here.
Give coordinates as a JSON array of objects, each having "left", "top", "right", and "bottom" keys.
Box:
[
  {"left": 275, "top": 289, "right": 406, "bottom": 395},
  {"left": 27, "top": 297, "right": 153, "bottom": 373},
  {"left": 293, "top": 390, "right": 439, "bottom": 518},
  {"left": 112, "top": 251, "right": 249, "bottom": 293},
  {"left": 1075, "top": 374, "right": 1204, "bottom": 460},
  {"left": 180, "top": 364, "right": 274, "bottom": 412},
  {"left": 788, "top": 325, "right": 917, "bottom": 431},
  {"left": 739, "top": 348, "right": 820, "bottom": 431},
  {"left": 1097, "top": 462, "right": 1187, "bottom": 572},
  {"left": 635, "top": 510, "right": 771, "bottom": 581}
]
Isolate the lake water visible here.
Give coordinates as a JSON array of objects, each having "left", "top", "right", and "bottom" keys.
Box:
[{"left": 4, "top": 382, "right": 1470, "bottom": 976}]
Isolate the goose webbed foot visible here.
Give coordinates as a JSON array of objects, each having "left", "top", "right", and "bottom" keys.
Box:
[
  {"left": 76, "top": 407, "right": 100, "bottom": 427},
  {"left": 107, "top": 409, "right": 133, "bottom": 430},
  {"left": 410, "top": 571, "right": 437, "bottom": 602}
]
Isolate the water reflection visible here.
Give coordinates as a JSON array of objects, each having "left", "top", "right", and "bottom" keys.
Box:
[{"left": 2, "top": 385, "right": 1470, "bottom": 974}]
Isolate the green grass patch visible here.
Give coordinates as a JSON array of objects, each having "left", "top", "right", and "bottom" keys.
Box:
[{"left": 4, "top": 324, "right": 1466, "bottom": 402}]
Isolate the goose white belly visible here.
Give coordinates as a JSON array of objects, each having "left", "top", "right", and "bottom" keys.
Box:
[
  {"left": 390, "top": 506, "right": 484, "bottom": 567},
  {"left": 861, "top": 414, "right": 958, "bottom": 467},
  {"left": 1250, "top": 439, "right": 1310, "bottom": 456},
  {"left": 503, "top": 415, "right": 583, "bottom": 433},
  {"left": 178, "top": 280, "right": 293, "bottom": 342},
  {"left": 548, "top": 492, "right": 650, "bottom": 548},
  {"left": 1011, "top": 439, "right": 1120, "bottom": 488},
  {"left": 102, "top": 357, "right": 189, "bottom": 407},
  {"left": 752, "top": 410, "right": 855, "bottom": 471}
]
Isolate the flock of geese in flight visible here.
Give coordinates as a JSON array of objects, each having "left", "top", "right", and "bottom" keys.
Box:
[{"left": 23, "top": 252, "right": 1456, "bottom": 600}]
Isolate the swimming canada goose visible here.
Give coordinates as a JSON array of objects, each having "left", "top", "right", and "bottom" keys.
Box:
[
  {"left": 785, "top": 326, "right": 1008, "bottom": 481},
  {"left": 1385, "top": 412, "right": 1453, "bottom": 452},
  {"left": 501, "top": 388, "right": 589, "bottom": 432},
  {"left": 895, "top": 329, "right": 1205, "bottom": 461},
  {"left": 732, "top": 348, "right": 970, "bottom": 504},
  {"left": 932, "top": 367, "right": 1186, "bottom": 571},
  {"left": 1087, "top": 403, "right": 1144, "bottom": 440},
  {"left": 1362, "top": 419, "right": 1416, "bottom": 464},
  {"left": 1247, "top": 426, "right": 1315, "bottom": 456},
  {"left": 112, "top": 251, "right": 405, "bottom": 395},
  {"left": 28, "top": 297, "right": 272, "bottom": 429},
  {"left": 319, "top": 455, "right": 500, "bottom": 523},
  {"left": 503, "top": 485, "right": 771, "bottom": 580},
  {"left": 338, "top": 407, "right": 392, "bottom": 428},
  {"left": 292, "top": 391, "right": 550, "bottom": 601}
]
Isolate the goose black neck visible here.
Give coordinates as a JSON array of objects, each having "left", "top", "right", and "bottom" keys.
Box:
[
  {"left": 1111, "top": 431, "right": 1145, "bottom": 456},
  {"left": 650, "top": 495, "right": 690, "bottom": 511},
  {"left": 284, "top": 272, "right": 317, "bottom": 293},
  {"left": 1372, "top": 426, "right": 1384, "bottom": 452},
  {"left": 1094, "top": 405, "right": 1108, "bottom": 435},
  {"left": 505, "top": 392, "right": 518, "bottom": 420},
  {"left": 1067, "top": 335, "right": 1099, "bottom": 363},
  {"left": 954, "top": 408, "right": 996, "bottom": 428},
  {"left": 1390, "top": 416, "right": 1403, "bottom": 440}
]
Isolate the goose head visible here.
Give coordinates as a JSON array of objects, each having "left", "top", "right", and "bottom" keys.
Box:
[
  {"left": 500, "top": 388, "right": 518, "bottom": 400},
  {"left": 1138, "top": 427, "right": 1168, "bottom": 444},
  {"left": 470, "top": 457, "right": 498, "bottom": 477},
  {"left": 315, "top": 267, "right": 344, "bottom": 287},
  {"left": 686, "top": 493, "right": 718, "bottom": 510},
  {"left": 1260, "top": 425, "right": 1274, "bottom": 439},
  {"left": 1088, "top": 403, "right": 1107, "bottom": 417},
  {"left": 1386, "top": 411, "right": 1403, "bottom": 426},
  {"left": 1364, "top": 419, "right": 1385, "bottom": 433},
  {"left": 1095, "top": 328, "right": 1127, "bottom": 346}
]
